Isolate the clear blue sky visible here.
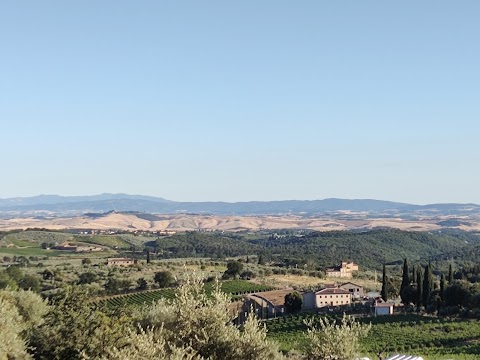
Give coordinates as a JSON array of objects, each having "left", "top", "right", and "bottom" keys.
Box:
[{"left": 1, "top": 1, "right": 479, "bottom": 204}]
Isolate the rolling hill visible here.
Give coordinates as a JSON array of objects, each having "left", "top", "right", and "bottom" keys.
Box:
[{"left": 1, "top": 194, "right": 480, "bottom": 217}]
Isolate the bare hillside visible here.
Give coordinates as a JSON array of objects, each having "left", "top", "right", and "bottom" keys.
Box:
[{"left": 1, "top": 212, "right": 480, "bottom": 232}]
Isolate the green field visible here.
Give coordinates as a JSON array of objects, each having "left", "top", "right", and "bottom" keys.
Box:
[
  {"left": 2, "top": 231, "right": 73, "bottom": 245},
  {"left": 8, "top": 238, "right": 38, "bottom": 247},
  {"left": 0, "top": 247, "right": 62, "bottom": 256},
  {"left": 117, "top": 234, "right": 154, "bottom": 248},
  {"left": 74, "top": 235, "right": 131, "bottom": 249},
  {"left": 100, "top": 280, "right": 274, "bottom": 308},
  {"left": 266, "top": 313, "right": 480, "bottom": 359}
]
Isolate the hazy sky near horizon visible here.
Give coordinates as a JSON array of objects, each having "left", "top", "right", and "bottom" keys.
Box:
[{"left": 1, "top": 1, "right": 479, "bottom": 204}]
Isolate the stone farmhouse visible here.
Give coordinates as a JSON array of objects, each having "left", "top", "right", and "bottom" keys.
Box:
[
  {"left": 303, "top": 287, "right": 352, "bottom": 309},
  {"left": 106, "top": 258, "right": 137, "bottom": 266},
  {"left": 339, "top": 281, "right": 364, "bottom": 299},
  {"left": 325, "top": 261, "right": 359, "bottom": 278},
  {"left": 55, "top": 242, "right": 103, "bottom": 252}
]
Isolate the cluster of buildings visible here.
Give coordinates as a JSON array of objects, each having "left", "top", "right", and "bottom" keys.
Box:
[
  {"left": 73, "top": 229, "right": 176, "bottom": 236},
  {"left": 302, "top": 282, "right": 363, "bottom": 309},
  {"left": 241, "top": 280, "right": 394, "bottom": 321},
  {"left": 240, "top": 260, "right": 395, "bottom": 320},
  {"left": 325, "top": 261, "right": 359, "bottom": 278},
  {"left": 106, "top": 258, "right": 138, "bottom": 266},
  {"left": 55, "top": 242, "right": 103, "bottom": 253}
]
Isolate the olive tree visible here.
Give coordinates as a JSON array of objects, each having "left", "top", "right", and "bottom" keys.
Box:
[
  {"left": 130, "top": 274, "right": 283, "bottom": 360},
  {"left": 304, "top": 314, "right": 371, "bottom": 360},
  {"left": 154, "top": 271, "right": 175, "bottom": 288},
  {"left": 0, "top": 289, "right": 49, "bottom": 360},
  {"left": 32, "top": 286, "right": 130, "bottom": 360}
]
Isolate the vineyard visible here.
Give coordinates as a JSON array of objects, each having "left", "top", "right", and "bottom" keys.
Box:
[
  {"left": 266, "top": 314, "right": 480, "bottom": 360},
  {"left": 100, "top": 280, "right": 275, "bottom": 308}
]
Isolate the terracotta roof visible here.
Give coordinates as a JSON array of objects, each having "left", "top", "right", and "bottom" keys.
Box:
[
  {"left": 315, "top": 288, "right": 351, "bottom": 295},
  {"left": 340, "top": 282, "right": 362, "bottom": 287}
]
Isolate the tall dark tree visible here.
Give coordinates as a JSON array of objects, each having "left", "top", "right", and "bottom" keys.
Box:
[
  {"left": 146, "top": 250, "right": 150, "bottom": 264},
  {"left": 416, "top": 267, "right": 423, "bottom": 310},
  {"left": 448, "top": 263, "right": 454, "bottom": 284},
  {"left": 440, "top": 274, "right": 446, "bottom": 303},
  {"left": 422, "top": 265, "right": 432, "bottom": 307},
  {"left": 381, "top": 264, "right": 388, "bottom": 302},
  {"left": 258, "top": 254, "right": 265, "bottom": 265},
  {"left": 400, "top": 259, "right": 410, "bottom": 304}
]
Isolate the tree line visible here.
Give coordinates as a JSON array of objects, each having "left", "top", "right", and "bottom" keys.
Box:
[{"left": 381, "top": 259, "right": 480, "bottom": 316}]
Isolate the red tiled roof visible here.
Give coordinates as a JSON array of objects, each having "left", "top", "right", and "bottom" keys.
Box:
[
  {"left": 340, "top": 282, "right": 362, "bottom": 287},
  {"left": 315, "top": 288, "right": 351, "bottom": 295}
]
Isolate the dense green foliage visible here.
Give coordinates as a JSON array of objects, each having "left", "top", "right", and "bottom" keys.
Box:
[
  {"left": 0, "top": 266, "right": 41, "bottom": 292},
  {"left": 153, "top": 270, "right": 175, "bottom": 288},
  {"left": 151, "top": 229, "right": 478, "bottom": 269},
  {"left": 73, "top": 234, "right": 131, "bottom": 249},
  {"left": 284, "top": 291, "right": 303, "bottom": 314}
]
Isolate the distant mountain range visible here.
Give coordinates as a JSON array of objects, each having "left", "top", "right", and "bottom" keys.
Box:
[{"left": 1, "top": 193, "right": 480, "bottom": 217}]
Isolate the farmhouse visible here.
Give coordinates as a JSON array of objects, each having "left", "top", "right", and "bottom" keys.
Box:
[
  {"left": 106, "top": 258, "right": 137, "bottom": 266},
  {"left": 303, "top": 287, "right": 352, "bottom": 309},
  {"left": 339, "top": 282, "right": 364, "bottom": 299},
  {"left": 241, "top": 289, "right": 291, "bottom": 320},
  {"left": 325, "top": 261, "right": 359, "bottom": 278},
  {"left": 55, "top": 242, "right": 103, "bottom": 252}
]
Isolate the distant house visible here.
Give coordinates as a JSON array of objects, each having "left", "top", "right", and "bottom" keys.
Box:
[
  {"left": 55, "top": 242, "right": 103, "bottom": 252},
  {"left": 55, "top": 242, "right": 78, "bottom": 251},
  {"left": 76, "top": 245, "right": 103, "bottom": 252},
  {"left": 326, "top": 261, "right": 359, "bottom": 278},
  {"left": 373, "top": 301, "right": 394, "bottom": 316},
  {"left": 106, "top": 258, "right": 137, "bottom": 266},
  {"left": 303, "top": 287, "right": 352, "bottom": 309},
  {"left": 339, "top": 282, "right": 364, "bottom": 299}
]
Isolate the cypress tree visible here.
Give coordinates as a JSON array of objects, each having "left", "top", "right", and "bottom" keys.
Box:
[
  {"left": 146, "top": 250, "right": 150, "bottom": 264},
  {"left": 400, "top": 259, "right": 410, "bottom": 304},
  {"left": 440, "top": 274, "right": 446, "bottom": 303},
  {"left": 416, "top": 267, "right": 423, "bottom": 310},
  {"left": 381, "top": 264, "right": 388, "bottom": 302},
  {"left": 428, "top": 264, "right": 434, "bottom": 292},
  {"left": 448, "top": 263, "right": 453, "bottom": 284},
  {"left": 422, "top": 265, "right": 431, "bottom": 307},
  {"left": 401, "top": 259, "right": 410, "bottom": 292}
]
